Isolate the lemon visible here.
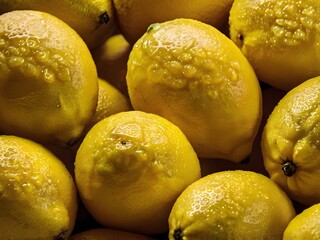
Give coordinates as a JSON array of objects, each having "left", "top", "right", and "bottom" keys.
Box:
[
  {"left": 168, "top": 170, "right": 296, "bottom": 240},
  {"left": 91, "top": 34, "right": 131, "bottom": 96},
  {"left": 200, "top": 87, "right": 286, "bottom": 177},
  {"left": 0, "top": 135, "right": 78, "bottom": 239},
  {"left": 113, "top": 0, "right": 234, "bottom": 44},
  {"left": 74, "top": 110, "right": 201, "bottom": 235},
  {"left": 85, "top": 78, "right": 132, "bottom": 132},
  {"left": 229, "top": 0, "right": 320, "bottom": 91},
  {"left": 0, "top": 0, "right": 116, "bottom": 49},
  {"left": 261, "top": 76, "right": 320, "bottom": 206},
  {"left": 126, "top": 18, "right": 262, "bottom": 163},
  {"left": 283, "top": 203, "right": 320, "bottom": 240},
  {"left": 70, "top": 228, "right": 154, "bottom": 240},
  {"left": 0, "top": 10, "right": 98, "bottom": 147}
]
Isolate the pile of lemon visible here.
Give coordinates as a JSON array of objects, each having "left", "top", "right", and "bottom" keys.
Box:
[{"left": 1, "top": 0, "right": 320, "bottom": 239}]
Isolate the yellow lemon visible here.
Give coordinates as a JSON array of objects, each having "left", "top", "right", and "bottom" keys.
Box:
[
  {"left": 0, "top": 10, "right": 98, "bottom": 147},
  {"left": 126, "top": 18, "right": 262, "bottom": 163},
  {"left": 70, "top": 228, "right": 154, "bottom": 240},
  {"left": 200, "top": 87, "right": 286, "bottom": 177},
  {"left": 0, "top": 135, "right": 78, "bottom": 239},
  {"left": 283, "top": 203, "right": 320, "bottom": 240},
  {"left": 0, "top": 0, "right": 116, "bottom": 49},
  {"left": 168, "top": 170, "right": 296, "bottom": 240},
  {"left": 261, "top": 76, "right": 320, "bottom": 206},
  {"left": 85, "top": 78, "right": 132, "bottom": 132},
  {"left": 113, "top": 0, "right": 234, "bottom": 44},
  {"left": 91, "top": 34, "right": 131, "bottom": 96},
  {"left": 229, "top": 0, "right": 320, "bottom": 91},
  {"left": 74, "top": 110, "right": 201, "bottom": 235}
]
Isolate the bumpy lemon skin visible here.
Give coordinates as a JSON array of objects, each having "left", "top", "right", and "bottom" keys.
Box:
[
  {"left": 127, "top": 19, "right": 262, "bottom": 163},
  {"left": 168, "top": 170, "right": 296, "bottom": 240},
  {"left": 75, "top": 110, "right": 201, "bottom": 235},
  {"left": 0, "top": 10, "right": 98, "bottom": 147},
  {"left": 0, "top": 0, "right": 116, "bottom": 49},
  {"left": 0, "top": 135, "right": 78, "bottom": 239},
  {"left": 261, "top": 76, "right": 320, "bottom": 206},
  {"left": 229, "top": 0, "right": 320, "bottom": 91}
]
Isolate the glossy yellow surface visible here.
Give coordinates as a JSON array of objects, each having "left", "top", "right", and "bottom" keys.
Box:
[
  {"left": 0, "top": 10, "right": 98, "bottom": 146},
  {"left": 0, "top": 135, "right": 78, "bottom": 239},
  {"left": 127, "top": 18, "right": 262, "bottom": 162},
  {"left": 229, "top": 0, "right": 320, "bottom": 91},
  {"left": 262, "top": 76, "right": 320, "bottom": 206},
  {"left": 0, "top": 0, "right": 116, "bottom": 49},
  {"left": 169, "top": 170, "right": 296, "bottom": 240},
  {"left": 283, "top": 203, "right": 320, "bottom": 240},
  {"left": 75, "top": 111, "right": 201, "bottom": 235}
]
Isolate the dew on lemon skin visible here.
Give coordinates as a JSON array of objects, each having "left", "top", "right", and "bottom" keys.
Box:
[
  {"left": 138, "top": 20, "right": 247, "bottom": 104},
  {"left": 35, "top": 50, "right": 50, "bottom": 63},
  {"left": 21, "top": 62, "right": 41, "bottom": 78},
  {"left": 0, "top": 30, "right": 75, "bottom": 86},
  {"left": 300, "top": 16, "right": 314, "bottom": 28},
  {"left": 0, "top": 139, "right": 59, "bottom": 204},
  {"left": 269, "top": 2, "right": 318, "bottom": 47},
  {"left": 164, "top": 60, "right": 183, "bottom": 76},
  {"left": 183, "top": 64, "right": 197, "bottom": 79},
  {"left": 7, "top": 55, "right": 25, "bottom": 67}
]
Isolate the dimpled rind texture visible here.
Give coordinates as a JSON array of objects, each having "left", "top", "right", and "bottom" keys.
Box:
[{"left": 127, "top": 18, "right": 262, "bottom": 162}]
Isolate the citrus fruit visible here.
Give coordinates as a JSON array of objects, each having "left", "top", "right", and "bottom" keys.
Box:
[
  {"left": 0, "top": 0, "right": 116, "bottom": 49},
  {"left": 200, "top": 87, "right": 286, "bottom": 177},
  {"left": 113, "top": 0, "right": 234, "bottom": 44},
  {"left": 85, "top": 78, "right": 132, "bottom": 132},
  {"left": 91, "top": 34, "right": 131, "bottom": 96},
  {"left": 126, "top": 18, "right": 262, "bottom": 162},
  {"left": 168, "top": 170, "right": 296, "bottom": 240},
  {"left": 70, "top": 228, "right": 154, "bottom": 240},
  {"left": 229, "top": 0, "right": 320, "bottom": 91},
  {"left": 261, "top": 75, "right": 320, "bottom": 206},
  {"left": 0, "top": 10, "right": 98, "bottom": 147},
  {"left": 0, "top": 135, "right": 78, "bottom": 239},
  {"left": 283, "top": 203, "right": 320, "bottom": 240},
  {"left": 74, "top": 110, "right": 201, "bottom": 235}
]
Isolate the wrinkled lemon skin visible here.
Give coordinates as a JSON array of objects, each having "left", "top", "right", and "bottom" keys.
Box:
[
  {"left": 0, "top": 135, "right": 78, "bottom": 239},
  {"left": 127, "top": 19, "right": 262, "bottom": 163},
  {"left": 0, "top": 10, "right": 98, "bottom": 146},
  {"left": 261, "top": 76, "right": 320, "bottom": 206},
  {"left": 229, "top": 0, "right": 320, "bottom": 91},
  {"left": 75, "top": 111, "right": 201, "bottom": 235}
]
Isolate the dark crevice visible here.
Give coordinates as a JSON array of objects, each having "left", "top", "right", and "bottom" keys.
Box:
[
  {"left": 282, "top": 160, "right": 296, "bottom": 177},
  {"left": 54, "top": 229, "right": 68, "bottom": 240},
  {"left": 99, "top": 12, "right": 110, "bottom": 24},
  {"left": 173, "top": 228, "right": 183, "bottom": 240}
]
